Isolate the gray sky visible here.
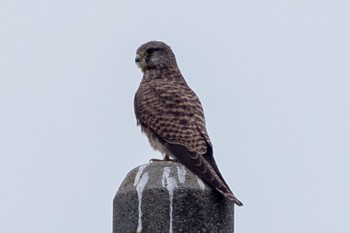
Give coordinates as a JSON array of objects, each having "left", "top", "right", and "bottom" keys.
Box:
[{"left": 1, "top": 1, "right": 349, "bottom": 233}]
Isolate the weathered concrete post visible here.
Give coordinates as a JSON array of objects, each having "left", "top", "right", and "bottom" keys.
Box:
[{"left": 113, "top": 161, "right": 234, "bottom": 233}]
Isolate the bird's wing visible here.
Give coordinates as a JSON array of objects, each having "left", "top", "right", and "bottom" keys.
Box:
[
  {"left": 135, "top": 80, "right": 208, "bottom": 154},
  {"left": 135, "top": 80, "right": 243, "bottom": 205}
]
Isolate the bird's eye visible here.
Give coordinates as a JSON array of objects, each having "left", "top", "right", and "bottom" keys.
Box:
[{"left": 146, "top": 48, "right": 158, "bottom": 55}]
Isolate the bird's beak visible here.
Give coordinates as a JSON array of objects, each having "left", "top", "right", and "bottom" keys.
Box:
[{"left": 135, "top": 54, "right": 141, "bottom": 64}]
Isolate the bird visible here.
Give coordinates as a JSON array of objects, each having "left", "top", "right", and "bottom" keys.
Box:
[{"left": 134, "top": 41, "right": 242, "bottom": 206}]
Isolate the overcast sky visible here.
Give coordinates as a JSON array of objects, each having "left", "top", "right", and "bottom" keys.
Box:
[{"left": 1, "top": 1, "right": 349, "bottom": 233}]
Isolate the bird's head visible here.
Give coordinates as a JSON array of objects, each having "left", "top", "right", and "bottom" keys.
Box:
[{"left": 135, "top": 41, "right": 178, "bottom": 72}]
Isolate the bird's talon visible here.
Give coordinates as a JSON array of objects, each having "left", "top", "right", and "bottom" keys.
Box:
[
  {"left": 149, "top": 158, "right": 163, "bottom": 162},
  {"left": 149, "top": 158, "right": 177, "bottom": 162}
]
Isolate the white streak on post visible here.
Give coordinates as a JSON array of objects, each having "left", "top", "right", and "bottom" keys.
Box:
[
  {"left": 196, "top": 176, "right": 205, "bottom": 190},
  {"left": 162, "top": 167, "right": 178, "bottom": 233},
  {"left": 134, "top": 164, "right": 149, "bottom": 186},
  {"left": 134, "top": 164, "right": 149, "bottom": 233},
  {"left": 176, "top": 165, "right": 186, "bottom": 183}
]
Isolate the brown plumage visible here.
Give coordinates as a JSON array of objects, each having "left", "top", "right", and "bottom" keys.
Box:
[{"left": 134, "top": 41, "right": 242, "bottom": 206}]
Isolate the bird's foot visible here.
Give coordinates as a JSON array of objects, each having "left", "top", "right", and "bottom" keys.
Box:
[
  {"left": 149, "top": 154, "right": 177, "bottom": 162},
  {"left": 149, "top": 158, "right": 163, "bottom": 162}
]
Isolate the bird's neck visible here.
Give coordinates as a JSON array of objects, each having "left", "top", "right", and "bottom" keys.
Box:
[{"left": 143, "top": 68, "right": 183, "bottom": 82}]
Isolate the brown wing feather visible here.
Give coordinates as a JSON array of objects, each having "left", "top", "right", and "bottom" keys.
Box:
[
  {"left": 135, "top": 78, "right": 207, "bottom": 153},
  {"left": 135, "top": 78, "right": 243, "bottom": 206}
]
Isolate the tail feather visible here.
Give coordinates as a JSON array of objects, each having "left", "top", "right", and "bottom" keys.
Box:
[
  {"left": 202, "top": 157, "right": 243, "bottom": 206},
  {"left": 216, "top": 186, "right": 243, "bottom": 206},
  {"left": 162, "top": 140, "right": 243, "bottom": 206}
]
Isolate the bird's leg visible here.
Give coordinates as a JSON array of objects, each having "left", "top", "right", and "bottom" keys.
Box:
[
  {"left": 149, "top": 153, "right": 177, "bottom": 162},
  {"left": 163, "top": 153, "right": 177, "bottom": 161}
]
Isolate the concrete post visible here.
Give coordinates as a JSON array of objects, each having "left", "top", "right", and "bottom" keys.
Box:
[{"left": 113, "top": 161, "right": 234, "bottom": 233}]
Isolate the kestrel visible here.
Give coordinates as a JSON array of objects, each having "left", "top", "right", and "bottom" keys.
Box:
[{"left": 134, "top": 41, "right": 242, "bottom": 206}]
